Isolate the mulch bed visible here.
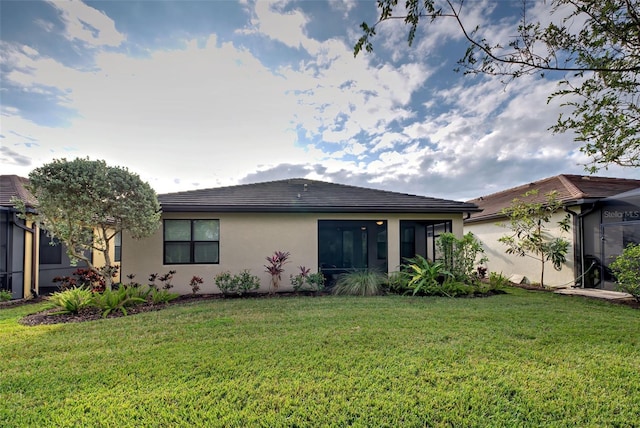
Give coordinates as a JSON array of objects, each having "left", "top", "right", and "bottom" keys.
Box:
[
  {"left": 14, "top": 291, "right": 328, "bottom": 326},
  {"left": 8, "top": 285, "right": 637, "bottom": 327}
]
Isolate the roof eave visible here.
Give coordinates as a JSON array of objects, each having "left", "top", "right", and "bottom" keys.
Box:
[{"left": 160, "top": 204, "right": 480, "bottom": 214}]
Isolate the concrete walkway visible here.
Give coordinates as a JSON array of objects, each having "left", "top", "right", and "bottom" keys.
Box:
[{"left": 555, "top": 288, "right": 634, "bottom": 301}]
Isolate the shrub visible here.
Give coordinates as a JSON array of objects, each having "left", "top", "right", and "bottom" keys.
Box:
[
  {"left": 437, "top": 232, "right": 488, "bottom": 284},
  {"left": 439, "top": 281, "right": 474, "bottom": 297},
  {"left": 290, "top": 266, "right": 325, "bottom": 292},
  {"left": 214, "top": 272, "right": 236, "bottom": 295},
  {"left": 0, "top": 289, "right": 12, "bottom": 301},
  {"left": 610, "top": 243, "right": 640, "bottom": 302},
  {"left": 477, "top": 266, "right": 487, "bottom": 279},
  {"left": 387, "top": 271, "right": 410, "bottom": 294},
  {"left": 47, "top": 287, "right": 95, "bottom": 314},
  {"left": 120, "top": 283, "right": 153, "bottom": 301},
  {"left": 215, "top": 270, "right": 261, "bottom": 296},
  {"left": 53, "top": 267, "right": 119, "bottom": 292},
  {"left": 401, "top": 255, "right": 453, "bottom": 296},
  {"left": 93, "top": 287, "right": 146, "bottom": 318},
  {"left": 235, "top": 270, "right": 261, "bottom": 294},
  {"left": 488, "top": 272, "right": 511, "bottom": 289},
  {"left": 149, "top": 288, "right": 180, "bottom": 304},
  {"left": 189, "top": 276, "right": 203, "bottom": 295},
  {"left": 332, "top": 270, "right": 386, "bottom": 296}
]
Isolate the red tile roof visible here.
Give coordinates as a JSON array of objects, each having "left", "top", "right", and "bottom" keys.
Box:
[
  {"left": 466, "top": 174, "right": 640, "bottom": 223},
  {"left": 0, "top": 175, "right": 36, "bottom": 208}
]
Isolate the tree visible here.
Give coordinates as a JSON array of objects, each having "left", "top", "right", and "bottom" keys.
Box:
[
  {"left": 354, "top": 0, "right": 640, "bottom": 172},
  {"left": 16, "top": 158, "right": 161, "bottom": 290},
  {"left": 610, "top": 243, "right": 640, "bottom": 301},
  {"left": 498, "top": 190, "right": 571, "bottom": 287}
]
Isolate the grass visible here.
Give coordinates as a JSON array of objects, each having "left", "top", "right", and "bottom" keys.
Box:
[{"left": 1, "top": 288, "right": 639, "bottom": 427}]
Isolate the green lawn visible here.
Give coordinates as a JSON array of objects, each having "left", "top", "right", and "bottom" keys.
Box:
[{"left": 1, "top": 288, "right": 639, "bottom": 427}]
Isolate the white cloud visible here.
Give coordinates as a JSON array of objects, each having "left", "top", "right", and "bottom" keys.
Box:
[
  {"left": 242, "top": 0, "right": 313, "bottom": 50},
  {"left": 49, "top": 0, "right": 125, "bottom": 48}
]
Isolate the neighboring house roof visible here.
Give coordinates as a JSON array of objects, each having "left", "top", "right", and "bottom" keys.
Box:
[
  {"left": 159, "top": 178, "right": 481, "bottom": 213},
  {"left": 466, "top": 174, "right": 640, "bottom": 223},
  {"left": 0, "top": 175, "right": 36, "bottom": 208}
]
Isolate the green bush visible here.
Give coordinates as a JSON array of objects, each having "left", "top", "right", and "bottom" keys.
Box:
[
  {"left": 401, "top": 255, "right": 453, "bottom": 296},
  {"left": 121, "top": 283, "right": 153, "bottom": 301},
  {"left": 149, "top": 288, "right": 180, "bottom": 304},
  {"left": 235, "top": 270, "right": 261, "bottom": 294},
  {"left": 488, "top": 272, "right": 511, "bottom": 289},
  {"left": 47, "top": 287, "right": 95, "bottom": 314},
  {"left": 215, "top": 270, "right": 261, "bottom": 295},
  {"left": 332, "top": 270, "right": 386, "bottom": 296},
  {"left": 214, "top": 272, "right": 235, "bottom": 294},
  {"left": 0, "top": 289, "right": 11, "bottom": 302},
  {"left": 610, "top": 243, "right": 640, "bottom": 302},
  {"left": 387, "top": 271, "right": 410, "bottom": 294},
  {"left": 439, "top": 281, "right": 474, "bottom": 297},
  {"left": 437, "top": 232, "right": 488, "bottom": 284},
  {"left": 93, "top": 287, "right": 146, "bottom": 318},
  {"left": 290, "top": 266, "right": 325, "bottom": 292}
]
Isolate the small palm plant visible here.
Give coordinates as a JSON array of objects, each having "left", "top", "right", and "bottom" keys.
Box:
[{"left": 402, "top": 255, "right": 453, "bottom": 296}]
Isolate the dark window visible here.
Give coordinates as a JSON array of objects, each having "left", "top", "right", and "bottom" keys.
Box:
[
  {"left": 39, "top": 229, "right": 62, "bottom": 265},
  {"left": 377, "top": 224, "right": 387, "bottom": 260},
  {"left": 400, "top": 226, "right": 415, "bottom": 261},
  {"left": 164, "top": 219, "right": 219, "bottom": 264},
  {"left": 114, "top": 232, "right": 121, "bottom": 262}
]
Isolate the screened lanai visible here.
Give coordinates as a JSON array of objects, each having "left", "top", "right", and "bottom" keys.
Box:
[{"left": 581, "top": 187, "right": 640, "bottom": 290}]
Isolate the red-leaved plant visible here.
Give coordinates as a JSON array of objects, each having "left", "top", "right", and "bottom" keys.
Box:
[
  {"left": 264, "top": 250, "right": 291, "bottom": 293},
  {"left": 190, "top": 275, "right": 203, "bottom": 295}
]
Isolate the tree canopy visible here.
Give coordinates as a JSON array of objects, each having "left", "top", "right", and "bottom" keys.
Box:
[
  {"left": 19, "top": 158, "right": 161, "bottom": 289},
  {"left": 354, "top": 0, "right": 640, "bottom": 172}
]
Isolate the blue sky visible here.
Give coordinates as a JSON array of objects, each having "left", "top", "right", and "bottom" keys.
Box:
[{"left": 2, "top": 0, "right": 639, "bottom": 201}]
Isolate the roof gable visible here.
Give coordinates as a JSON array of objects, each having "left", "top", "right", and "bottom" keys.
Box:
[
  {"left": 0, "top": 175, "right": 36, "bottom": 208},
  {"left": 466, "top": 174, "right": 640, "bottom": 223},
  {"left": 159, "top": 178, "right": 480, "bottom": 213}
]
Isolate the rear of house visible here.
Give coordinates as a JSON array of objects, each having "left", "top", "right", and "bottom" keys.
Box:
[{"left": 121, "top": 178, "right": 480, "bottom": 294}]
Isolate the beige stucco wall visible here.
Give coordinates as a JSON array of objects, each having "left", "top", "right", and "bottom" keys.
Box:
[
  {"left": 465, "top": 209, "right": 577, "bottom": 287},
  {"left": 122, "top": 211, "right": 465, "bottom": 295}
]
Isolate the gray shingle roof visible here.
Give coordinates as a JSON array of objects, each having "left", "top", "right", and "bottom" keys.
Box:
[{"left": 159, "top": 178, "right": 480, "bottom": 213}]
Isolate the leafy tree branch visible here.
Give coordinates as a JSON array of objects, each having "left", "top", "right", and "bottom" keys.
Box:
[{"left": 354, "top": 0, "right": 640, "bottom": 172}]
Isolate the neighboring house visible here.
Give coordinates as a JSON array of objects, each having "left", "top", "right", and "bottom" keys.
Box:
[
  {"left": 0, "top": 175, "right": 121, "bottom": 298},
  {"left": 465, "top": 174, "right": 640, "bottom": 289},
  {"left": 121, "top": 178, "right": 480, "bottom": 294}
]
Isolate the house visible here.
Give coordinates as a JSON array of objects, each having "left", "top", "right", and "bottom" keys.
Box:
[
  {"left": 0, "top": 175, "right": 121, "bottom": 298},
  {"left": 465, "top": 174, "right": 640, "bottom": 289},
  {"left": 121, "top": 178, "right": 480, "bottom": 294}
]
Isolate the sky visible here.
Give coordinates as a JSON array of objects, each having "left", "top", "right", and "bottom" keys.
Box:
[{"left": 2, "top": 0, "right": 639, "bottom": 202}]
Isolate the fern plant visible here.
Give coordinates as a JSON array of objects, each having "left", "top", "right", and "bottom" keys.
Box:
[
  {"left": 149, "top": 288, "right": 180, "bottom": 304},
  {"left": 92, "top": 287, "right": 146, "bottom": 318},
  {"left": 47, "top": 287, "right": 95, "bottom": 314}
]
